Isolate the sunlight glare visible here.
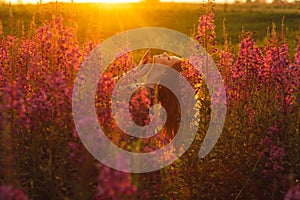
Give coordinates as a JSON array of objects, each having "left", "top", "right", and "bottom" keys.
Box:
[
  {"left": 96, "top": 0, "right": 140, "bottom": 3},
  {"left": 7, "top": 0, "right": 140, "bottom": 4}
]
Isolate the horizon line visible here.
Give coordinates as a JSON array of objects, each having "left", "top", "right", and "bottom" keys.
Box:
[{"left": 2, "top": 0, "right": 298, "bottom": 4}]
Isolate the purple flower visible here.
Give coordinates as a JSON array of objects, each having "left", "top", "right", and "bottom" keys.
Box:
[
  {"left": 95, "top": 164, "right": 137, "bottom": 200},
  {"left": 0, "top": 185, "right": 29, "bottom": 200},
  {"left": 285, "top": 185, "right": 300, "bottom": 200}
]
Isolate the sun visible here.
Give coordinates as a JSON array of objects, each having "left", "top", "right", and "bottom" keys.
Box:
[
  {"left": 7, "top": 0, "right": 140, "bottom": 4},
  {"left": 98, "top": 0, "right": 140, "bottom": 2}
]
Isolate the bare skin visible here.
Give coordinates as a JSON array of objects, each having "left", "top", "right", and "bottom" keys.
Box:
[
  {"left": 138, "top": 50, "right": 182, "bottom": 85},
  {"left": 139, "top": 49, "right": 181, "bottom": 67},
  {"left": 153, "top": 52, "right": 181, "bottom": 67}
]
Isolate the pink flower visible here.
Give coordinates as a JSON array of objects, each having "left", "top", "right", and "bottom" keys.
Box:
[
  {"left": 285, "top": 185, "right": 300, "bottom": 200},
  {"left": 95, "top": 164, "right": 137, "bottom": 200},
  {"left": 196, "top": 12, "right": 217, "bottom": 54},
  {"left": 0, "top": 185, "right": 29, "bottom": 200}
]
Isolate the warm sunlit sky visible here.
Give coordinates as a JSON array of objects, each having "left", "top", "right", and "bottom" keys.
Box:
[
  {"left": 6, "top": 0, "right": 293, "bottom": 5},
  {"left": 7, "top": 0, "right": 208, "bottom": 3}
]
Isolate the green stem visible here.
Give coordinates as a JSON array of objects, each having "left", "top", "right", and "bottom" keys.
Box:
[{"left": 235, "top": 157, "right": 261, "bottom": 200}]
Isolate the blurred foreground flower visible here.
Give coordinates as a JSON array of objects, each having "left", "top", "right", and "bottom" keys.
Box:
[
  {"left": 0, "top": 185, "right": 29, "bottom": 200},
  {"left": 285, "top": 185, "right": 300, "bottom": 200}
]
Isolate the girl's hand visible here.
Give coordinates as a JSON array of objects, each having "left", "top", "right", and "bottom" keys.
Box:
[{"left": 139, "top": 49, "right": 152, "bottom": 65}]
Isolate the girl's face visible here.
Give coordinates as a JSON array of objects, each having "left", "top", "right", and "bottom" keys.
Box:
[{"left": 153, "top": 52, "right": 181, "bottom": 67}]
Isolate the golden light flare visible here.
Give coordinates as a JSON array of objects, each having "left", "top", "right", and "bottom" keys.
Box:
[
  {"left": 88, "top": 0, "right": 140, "bottom": 3},
  {"left": 8, "top": 0, "right": 140, "bottom": 4}
]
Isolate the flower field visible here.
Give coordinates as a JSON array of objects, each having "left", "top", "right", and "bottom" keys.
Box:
[{"left": 0, "top": 1, "right": 299, "bottom": 199}]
